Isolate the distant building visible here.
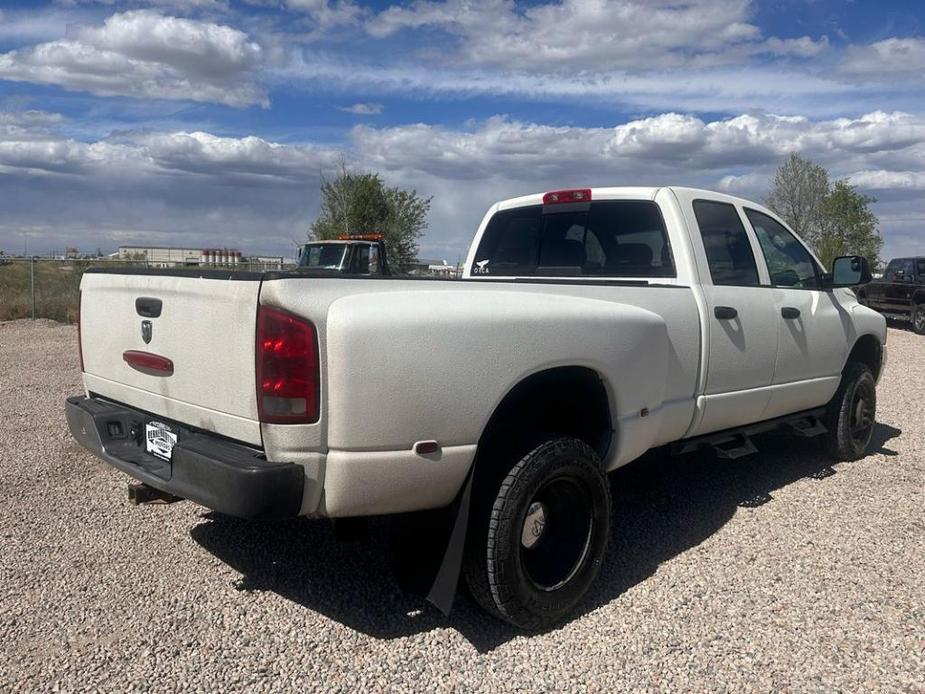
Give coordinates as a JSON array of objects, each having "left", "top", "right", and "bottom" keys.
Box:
[
  {"left": 407, "top": 259, "right": 464, "bottom": 278},
  {"left": 118, "top": 246, "right": 243, "bottom": 268}
]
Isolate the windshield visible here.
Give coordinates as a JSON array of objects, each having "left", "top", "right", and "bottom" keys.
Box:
[{"left": 300, "top": 244, "right": 347, "bottom": 269}]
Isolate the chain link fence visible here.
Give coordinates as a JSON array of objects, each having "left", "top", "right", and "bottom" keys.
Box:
[{"left": 0, "top": 258, "right": 294, "bottom": 323}]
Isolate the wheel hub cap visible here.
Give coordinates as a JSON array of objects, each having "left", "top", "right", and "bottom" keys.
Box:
[{"left": 521, "top": 501, "right": 547, "bottom": 549}]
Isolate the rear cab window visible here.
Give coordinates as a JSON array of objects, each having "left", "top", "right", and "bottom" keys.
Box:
[{"left": 471, "top": 200, "right": 675, "bottom": 278}]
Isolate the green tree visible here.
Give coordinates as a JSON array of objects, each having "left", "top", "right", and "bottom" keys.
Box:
[
  {"left": 766, "top": 152, "right": 829, "bottom": 247},
  {"left": 309, "top": 164, "right": 431, "bottom": 271},
  {"left": 767, "top": 154, "right": 882, "bottom": 270},
  {"left": 816, "top": 180, "right": 882, "bottom": 271}
]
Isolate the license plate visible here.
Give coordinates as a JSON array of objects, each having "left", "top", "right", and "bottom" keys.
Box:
[{"left": 145, "top": 421, "right": 177, "bottom": 461}]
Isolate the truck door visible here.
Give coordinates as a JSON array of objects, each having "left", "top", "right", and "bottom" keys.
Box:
[
  {"left": 742, "top": 208, "right": 848, "bottom": 418},
  {"left": 685, "top": 199, "right": 779, "bottom": 435}
]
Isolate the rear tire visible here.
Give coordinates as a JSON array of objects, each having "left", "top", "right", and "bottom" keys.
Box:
[
  {"left": 823, "top": 361, "right": 876, "bottom": 461},
  {"left": 463, "top": 436, "right": 610, "bottom": 630},
  {"left": 912, "top": 304, "right": 925, "bottom": 335}
]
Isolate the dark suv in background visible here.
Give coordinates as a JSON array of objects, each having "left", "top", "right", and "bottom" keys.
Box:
[{"left": 858, "top": 257, "right": 925, "bottom": 334}]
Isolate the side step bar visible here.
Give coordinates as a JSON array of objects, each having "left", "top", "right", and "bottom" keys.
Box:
[{"left": 673, "top": 408, "right": 828, "bottom": 459}]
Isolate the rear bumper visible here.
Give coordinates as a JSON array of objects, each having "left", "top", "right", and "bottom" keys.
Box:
[{"left": 65, "top": 395, "right": 304, "bottom": 519}]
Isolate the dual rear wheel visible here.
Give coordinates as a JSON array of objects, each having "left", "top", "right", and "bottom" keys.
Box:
[{"left": 463, "top": 437, "right": 610, "bottom": 631}]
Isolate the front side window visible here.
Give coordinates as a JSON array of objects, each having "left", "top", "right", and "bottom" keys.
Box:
[
  {"left": 471, "top": 201, "right": 674, "bottom": 278},
  {"left": 745, "top": 209, "right": 820, "bottom": 289},
  {"left": 692, "top": 200, "right": 759, "bottom": 286},
  {"left": 917, "top": 259, "right": 925, "bottom": 278}
]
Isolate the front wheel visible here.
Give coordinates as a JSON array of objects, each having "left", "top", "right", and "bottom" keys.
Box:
[
  {"left": 823, "top": 362, "right": 877, "bottom": 461},
  {"left": 912, "top": 304, "right": 925, "bottom": 335},
  {"left": 463, "top": 437, "right": 611, "bottom": 630}
]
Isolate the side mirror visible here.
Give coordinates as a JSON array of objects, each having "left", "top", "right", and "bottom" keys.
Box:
[{"left": 825, "top": 255, "right": 872, "bottom": 288}]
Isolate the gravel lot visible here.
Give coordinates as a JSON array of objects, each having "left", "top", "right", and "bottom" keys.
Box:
[{"left": 2, "top": 319, "right": 923, "bottom": 692}]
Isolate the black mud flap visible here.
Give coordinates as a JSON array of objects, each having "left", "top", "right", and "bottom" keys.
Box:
[{"left": 424, "top": 466, "right": 475, "bottom": 616}]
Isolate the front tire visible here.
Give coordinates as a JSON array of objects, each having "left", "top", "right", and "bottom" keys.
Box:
[
  {"left": 823, "top": 362, "right": 877, "bottom": 461},
  {"left": 912, "top": 304, "right": 925, "bottom": 335},
  {"left": 463, "top": 437, "right": 611, "bottom": 630}
]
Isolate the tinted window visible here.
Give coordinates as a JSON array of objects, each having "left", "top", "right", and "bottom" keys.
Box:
[
  {"left": 886, "top": 258, "right": 914, "bottom": 281},
  {"left": 745, "top": 209, "right": 819, "bottom": 288},
  {"left": 353, "top": 245, "right": 370, "bottom": 274},
  {"left": 692, "top": 200, "right": 759, "bottom": 286},
  {"left": 884, "top": 259, "right": 901, "bottom": 279},
  {"left": 471, "top": 201, "right": 674, "bottom": 278},
  {"left": 918, "top": 259, "right": 925, "bottom": 278}
]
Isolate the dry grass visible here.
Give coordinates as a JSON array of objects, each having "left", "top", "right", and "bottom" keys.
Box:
[{"left": 0, "top": 260, "right": 86, "bottom": 323}]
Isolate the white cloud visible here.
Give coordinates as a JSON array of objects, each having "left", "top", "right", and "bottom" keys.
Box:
[
  {"left": 2, "top": 107, "right": 925, "bottom": 259},
  {"left": 137, "top": 130, "right": 341, "bottom": 179},
  {"left": 353, "top": 110, "right": 925, "bottom": 180},
  {"left": 339, "top": 102, "right": 383, "bottom": 115},
  {"left": 0, "top": 10, "right": 267, "bottom": 107},
  {"left": 841, "top": 37, "right": 925, "bottom": 80},
  {"left": 848, "top": 170, "right": 925, "bottom": 190},
  {"left": 0, "top": 119, "right": 339, "bottom": 180},
  {"left": 278, "top": 52, "right": 859, "bottom": 117},
  {"left": 242, "top": 0, "right": 363, "bottom": 28},
  {"left": 366, "top": 0, "right": 827, "bottom": 71},
  {"left": 0, "top": 8, "right": 82, "bottom": 42},
  {"left": 57, "top": 0, "right": 230, "bottom": 9}
]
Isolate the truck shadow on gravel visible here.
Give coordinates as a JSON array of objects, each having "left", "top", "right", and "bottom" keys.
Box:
[{"left": 189, "top": 422, "right": 901, "bottom": 653}]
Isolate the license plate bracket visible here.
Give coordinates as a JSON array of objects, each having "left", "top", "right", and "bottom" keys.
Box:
[{"left": 145, "top": 421, "right": 177, "bottom": 461}]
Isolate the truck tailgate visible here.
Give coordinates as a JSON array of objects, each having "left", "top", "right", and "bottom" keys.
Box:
[{"left": 79, "top": 270, "right": 263, "bottom": 445}]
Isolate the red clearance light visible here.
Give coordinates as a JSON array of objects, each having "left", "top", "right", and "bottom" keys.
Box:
[
  {"left": 123, "top": 350, "right": 174, "bottom": 376},
  {"left": 77, "top": 290, "right": 84, "bottom": 372},
  {"left": 256, "top": 305, "right": 320, "bottom": 425},
  {"left": 543, "top": 188, "right": 592, "bottom": 205}
]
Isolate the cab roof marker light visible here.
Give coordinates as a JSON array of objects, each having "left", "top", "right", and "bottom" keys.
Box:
[{"left": 543, "top": 189, "right": 592, "bottom": 205}]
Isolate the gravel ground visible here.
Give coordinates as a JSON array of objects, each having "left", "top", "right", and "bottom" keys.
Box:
[{"left": 1, "top": 319, "right": 923, "bottom": 692}]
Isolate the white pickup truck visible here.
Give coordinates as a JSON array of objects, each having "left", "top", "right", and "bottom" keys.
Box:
[{"left": 67, "top": 186, "right": 886, "bottom": 629}]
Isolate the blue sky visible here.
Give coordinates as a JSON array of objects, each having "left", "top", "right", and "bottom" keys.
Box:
[{"left": 0, "top": 0, "right": 924, "bottom": 261}]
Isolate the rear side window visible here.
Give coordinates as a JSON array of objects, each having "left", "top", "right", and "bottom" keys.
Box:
[
  {"left": 471, "top": 201, "right": 674, "bottom": 278},
  {"left": 692, "top": 200, "right": 760, "bottom": 286},
  {"left": 918, "top": 259, "right": 925, "bottom": 278},
  {"left": 745, "top": 208, "right": 820, "bottom": 289}
]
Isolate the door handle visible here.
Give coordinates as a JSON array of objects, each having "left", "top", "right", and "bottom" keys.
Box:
[
  {"left": 714, "top": 306, "right": 738, "bottom": 320},
  {"left": 781, "top": 307, "right": 801, "bottom": 320},
  {"left": 135, "top": 297, "right": 162, "bottom": 318}
]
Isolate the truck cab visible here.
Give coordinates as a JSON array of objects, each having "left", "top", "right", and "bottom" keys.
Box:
[
  {"left": 860, "top": 256, "right": 925, "bottom": 334},
  {"left": 297, "top": 234, "right": 390, "bottom": 276}
]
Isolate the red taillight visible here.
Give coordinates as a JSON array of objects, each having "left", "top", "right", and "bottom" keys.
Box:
[
  {"left": 77, "top": 290, "right": 84, "bottom": 372},
  {"left": 543, "top": 188, "right": 592, "bottom": 205},
  {"left": 256, "top": 305, "right": 319, "bottom": 424},
  {"left": 123, "top": 350, "right": 174, "bottom": 376}
]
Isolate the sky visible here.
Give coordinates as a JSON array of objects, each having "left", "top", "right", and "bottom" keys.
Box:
[{"left": 0, "top": 0, "right": 923, "bottom": 262}]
